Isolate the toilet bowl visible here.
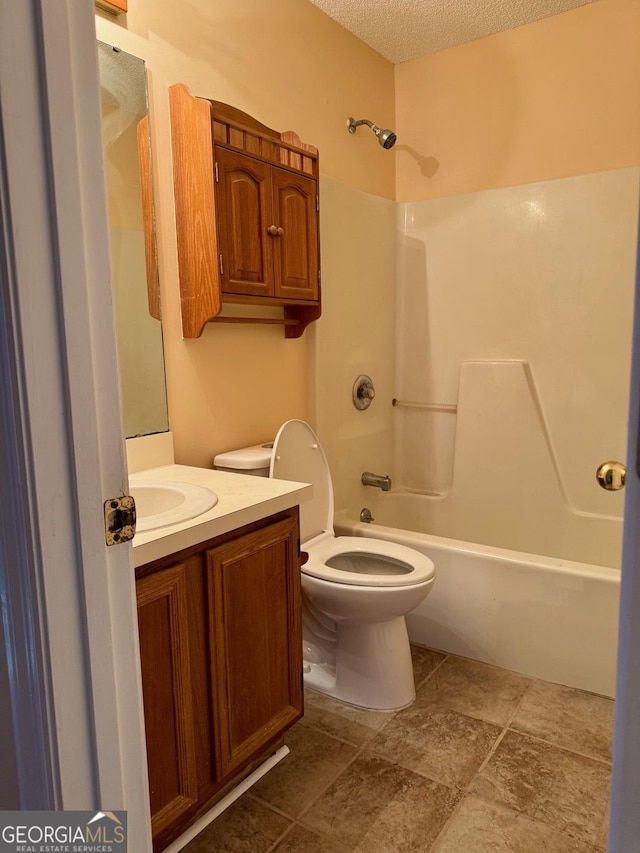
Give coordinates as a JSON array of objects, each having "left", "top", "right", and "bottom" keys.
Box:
[{"left": 269, "top": 420, "right": 435, "bottom": 710}]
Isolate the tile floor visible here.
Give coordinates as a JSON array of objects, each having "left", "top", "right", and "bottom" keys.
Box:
[{"left": 183, "top": 646, "right": 613, "bottom": 852}]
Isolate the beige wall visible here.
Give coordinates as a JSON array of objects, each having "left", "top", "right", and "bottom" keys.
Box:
[
  {"left": 395, "top": 0, "right": 640, "bottom": 202},
  {"left": 98, "top": 0, "right": 395, "bottom": 468}
]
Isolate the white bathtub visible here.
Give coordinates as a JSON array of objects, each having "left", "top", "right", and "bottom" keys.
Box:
[{"left": 335, "top": 512, "right": 620, "bottom": 697}]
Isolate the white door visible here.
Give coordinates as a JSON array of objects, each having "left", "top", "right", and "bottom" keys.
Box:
[{"left": 0, "top": 1, "right": 151, "bottom": 850}]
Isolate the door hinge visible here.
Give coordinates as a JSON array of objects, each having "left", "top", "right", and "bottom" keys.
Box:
[
  {"left": 219, "top": 254, "right": 224, "bottom": 276},
  {"left": 104, "top": 495, "right": 136, "bottom": 545},
  {"left": 215, "top": 161, "right": 219, "bottom": 182},
  {"left": 316, "top": 194, "right": 319, "bottom": 212},
  {"left": 317, "top": 268, "right": 320, "bottom": 284}
]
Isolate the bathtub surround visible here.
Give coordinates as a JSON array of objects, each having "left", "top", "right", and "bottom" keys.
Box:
[
  {"left": 392, "top": 166, "right": 639, "bottom": 567},
  {"left": 311, "top": 176, "right": 397, "bottom": 518},
  {"left": 309, "top": 176, "right": 397, "bottom": 508},
  {"left": 393, "top": 357, "right": 624, "bottom": 566},
  {"left": 316, "top": 165, "right": 637, "bottom": 572},
  {"left": 180, "top": 647, "right": 612, "bottom": 852}
]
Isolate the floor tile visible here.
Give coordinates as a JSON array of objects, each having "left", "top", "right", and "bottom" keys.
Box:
[
  {"left": 511, "top": 680, "right": 614, "bottom": 761},
  {"left": 410, "top": 644, "right": 447, "bottom": 686},
  {"left": 303, "top": 688, "right": 396, "bottom": 746},
  {"left": 181, "top": 794, "right": 290, "bottom": 852},
  {"left": 250, "top": 720, "right": 358, "bottom": 818},
  {"left": 432, "top": 794, "right": 595, "bottom": 852},
  {"left": 369, "top": 703, "right": 501, "bottom": 787},
  {"left": 471, "top": 730, "right": 611, "bottom": 844},
  {"left": 303, "top": 752, "right": 460, "bottom": 851},
  {"left": 272, "top": 824, "right": 354, "bottom": 852},
  {"left": 415, "top": 656, "right": 531, "bottom": 726}
]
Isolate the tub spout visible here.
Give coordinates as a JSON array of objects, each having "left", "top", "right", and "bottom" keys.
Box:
[{"left": 361, "top": 471, "right": 392, "bottom": 491}]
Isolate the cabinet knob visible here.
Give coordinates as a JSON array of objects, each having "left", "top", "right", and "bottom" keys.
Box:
[
  {"left": 276, "top": 227, "right": 284, "bottom": 237},
  {"left": 267, "top": 225, "right": 278, "bottom": 236}
]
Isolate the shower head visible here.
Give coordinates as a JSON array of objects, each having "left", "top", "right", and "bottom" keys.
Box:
[{"left": 347, "top": 117, "right": 397, "bottom": 150}]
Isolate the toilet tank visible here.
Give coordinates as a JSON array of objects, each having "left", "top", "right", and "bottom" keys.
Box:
[{"left": 212, "top": 443, "right": 273, "bottom": 477}]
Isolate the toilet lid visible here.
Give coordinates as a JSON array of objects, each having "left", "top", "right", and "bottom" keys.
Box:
[{"left": 271, "top": 420, "right": 333, "bottom": 543}]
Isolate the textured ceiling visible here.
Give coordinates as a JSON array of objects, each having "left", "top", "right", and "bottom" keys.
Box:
[{"left": 308, "top": 0, "right": 600, "bottom": 64}]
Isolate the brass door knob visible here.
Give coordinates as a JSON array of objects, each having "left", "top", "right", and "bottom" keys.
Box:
[
  {"left": 276, "top": 227, "right": 284, "bottom": 237},
  {"left": 267, "top": 225, "right": 278, "bottom": 236},
  {"left": 596, "top": 461, "right": 626, "bottom": 491}
]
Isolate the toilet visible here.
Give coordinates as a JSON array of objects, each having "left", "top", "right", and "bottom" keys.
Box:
[{"left": 214, "top": 420, "right": 435, "bottom": 710}]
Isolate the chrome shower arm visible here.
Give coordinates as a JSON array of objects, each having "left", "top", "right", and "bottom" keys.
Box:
[{"left": 347, "top": 117, "right": 375, "bottom": 133}]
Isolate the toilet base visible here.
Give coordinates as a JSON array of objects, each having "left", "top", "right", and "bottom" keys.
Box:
[{"left": 303, "top": 616, "right": 416, "bottom": 711}]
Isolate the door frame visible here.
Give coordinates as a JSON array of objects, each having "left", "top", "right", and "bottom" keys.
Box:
[{"left": 0, "top": 1, "right": 151, "bottom": 848}]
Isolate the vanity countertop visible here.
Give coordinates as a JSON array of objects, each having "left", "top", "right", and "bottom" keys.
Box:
[{"left": 130, "top": 463, "right": 311, "bottom": 567}]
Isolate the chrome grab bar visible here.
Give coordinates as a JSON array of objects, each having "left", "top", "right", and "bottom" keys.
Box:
[{"left": 392, "top": 398, "right": 457, "bottom": 413}]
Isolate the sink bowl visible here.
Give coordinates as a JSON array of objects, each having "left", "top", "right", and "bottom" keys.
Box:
[{"left": 130, "top": 480, "right": 218, "bottom": 532}]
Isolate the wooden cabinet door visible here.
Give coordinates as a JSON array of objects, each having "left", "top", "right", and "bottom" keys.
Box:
[
  {"left": 271, "top": 167, "right": 318, "bottom": 302},
  {"left": 207, "top": 517, "right": 303, "bottom": 778},
  {"left": 137, "top": 562, "right": 198, "bottom": 838},
  {"left": 216, "top": 147, "right": 274, "bottom": 298}
]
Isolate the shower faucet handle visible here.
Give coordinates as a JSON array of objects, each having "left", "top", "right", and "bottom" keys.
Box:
[
  {"left": 360, "top": 384, "right": 375, "bottom": 400},
  {"left": 353, "top": 374, "right": 376, "bottom": 410}
]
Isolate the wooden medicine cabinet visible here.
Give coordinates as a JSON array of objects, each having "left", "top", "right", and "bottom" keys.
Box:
[
  {"left": 95, "top": 0, "right": 127, "bottom": 14},
  {"left": 169, "top": 83, "right": 321, "bottom": 338}
]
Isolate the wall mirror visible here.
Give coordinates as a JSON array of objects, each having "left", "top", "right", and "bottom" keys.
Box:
[{"left": 98, "top": 40, "right": 169, "bottom": 438}]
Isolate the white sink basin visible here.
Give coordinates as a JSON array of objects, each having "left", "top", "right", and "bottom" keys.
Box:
[{"left": 130, "top": 480, "right": 218, "bottom": 532}]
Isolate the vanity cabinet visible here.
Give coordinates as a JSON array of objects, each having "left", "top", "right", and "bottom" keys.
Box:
[
  {"left": 169, "top": 83, "right": 321, "bottom": 339},
  {"left": 136, "top": 509, "right": 303, "bottom": 851}
]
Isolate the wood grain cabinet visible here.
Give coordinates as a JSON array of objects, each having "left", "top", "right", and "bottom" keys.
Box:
[
  {"left": 95, "top": 0, "right": 127, "bottom": 14},
  {"left": 136, "top": 510, "right": 303, "bottom": 852},
  {"left": 169, "top": 83, "right": 321, "bottom": 338},
  {"left": 216, "top": 148, "right": 318, "bottom": 304}
]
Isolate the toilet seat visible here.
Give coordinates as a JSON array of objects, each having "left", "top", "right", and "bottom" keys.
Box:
[
  {"left": 271, "top": 420, "right": 434, "bottom": 587},
  {"left": 305, "top": 534, "right": 435, "bottom": 587}
]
